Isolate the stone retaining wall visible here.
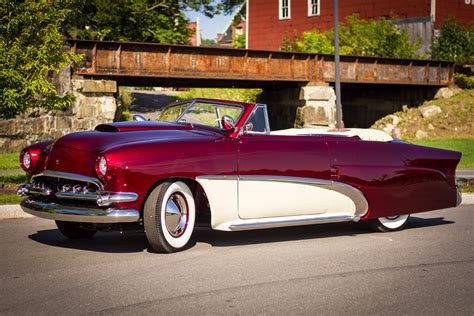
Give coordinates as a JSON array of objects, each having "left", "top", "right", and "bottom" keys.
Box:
[{"left": 0, "top": 79, "right": 117, "bottom": 153}]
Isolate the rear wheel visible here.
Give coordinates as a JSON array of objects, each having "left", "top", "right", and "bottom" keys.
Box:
[
  {"left": 369, "top": 215, "right": 410, "bottom": 232},
  {"left": 143, "top": 180, "right": 196, "bottom": 253},
  {"left": 55, "top": 221, "right": 97, "bottom": 239}
]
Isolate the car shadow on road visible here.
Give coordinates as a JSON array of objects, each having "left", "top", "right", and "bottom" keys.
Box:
[
  {"left": 28, "top": 229, "right": 148, "bottom": 253},
  {"left": 27, "top": 216, "right": 454, "bottom": 253},
  {"left": 193, "top": 216, "right": 454, "bottom": 248}
]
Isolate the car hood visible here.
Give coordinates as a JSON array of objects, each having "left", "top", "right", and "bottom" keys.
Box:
[{"left": 54, "top": 122, "right": 217, "bottom": 153}]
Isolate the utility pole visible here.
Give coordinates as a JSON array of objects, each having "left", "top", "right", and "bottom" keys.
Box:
[{"left": 333, "top": 0, "right": 342, "bottom": 128}]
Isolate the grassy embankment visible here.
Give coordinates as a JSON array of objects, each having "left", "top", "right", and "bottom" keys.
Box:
[
  {"left": 372, "top": 88, "right": 474, "bottom": 192},
  {"left": 0, "top": 154, "right": 24, "bottom": 204}
]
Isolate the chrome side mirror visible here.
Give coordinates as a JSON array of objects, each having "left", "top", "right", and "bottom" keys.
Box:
[
  {"left": 133, "top": 114, "right": 147, "bottom": 121},
  {"left": 221, "top": 115, "right": 235, "bottom": 131}
]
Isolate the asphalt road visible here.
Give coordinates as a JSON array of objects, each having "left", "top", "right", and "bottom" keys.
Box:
[{"left": 0, "top": 206, "right": 472, "bottom": 315}]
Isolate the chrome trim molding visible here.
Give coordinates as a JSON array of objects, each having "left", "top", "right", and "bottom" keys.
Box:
[
  {"left": 239, "top": 175, "right": 369, "bottom": 217},
  {"left": 239, "top": 103, "right": 271, "bottom": 136},
  {"left": 20, "top": 199, "right": 140, "bottom": 223},
  {"left": 97, "top": 192, "right": 139, "bottom": 206},
  {"left": 197, "top": 175, "right": 239, "bottom": 181},
  {"left": 229, "top": 214, "right": 354, "bottom": 231},
  {"left": 32, "top": 170, "right": 103, "bottom": 189}
]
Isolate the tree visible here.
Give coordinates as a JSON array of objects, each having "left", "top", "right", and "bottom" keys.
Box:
[
  {"left": 431, "top": 17, "right": 473, "bottom": 64},
  {"left": 66, "top": 0, "right": 246, "bottom": 44},
  {"left": 232, "top": 34, "right": 246, "bottom": 49},
  {"left": 0, "top": 0, "right": 82, "bottom": 119},
  {"left": 284, "top": 14, "right": 421, "bottom": 59},
  {"left": 184, "top": 0, "right": 243, "bottom": 17}
]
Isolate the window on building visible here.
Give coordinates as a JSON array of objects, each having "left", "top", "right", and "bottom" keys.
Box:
[
  {"left": 308, "top": 0, "right": 320, "bottom": 16},
  {"left": 279, "top": 0, "right": 291, "bottom": 20}
]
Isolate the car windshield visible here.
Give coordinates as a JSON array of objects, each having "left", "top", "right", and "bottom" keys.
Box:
[{"left": 157, "top": 101, "right": 243, "bottom": 129}]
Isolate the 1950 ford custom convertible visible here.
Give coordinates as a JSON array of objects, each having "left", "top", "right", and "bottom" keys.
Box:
[{"left": 18, "top": 99, "right": 462, "bottom": 252}]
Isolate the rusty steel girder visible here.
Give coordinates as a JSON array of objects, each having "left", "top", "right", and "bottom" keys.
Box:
[{"left": 69, "top": 40, "right": 455, "bottom": 86}]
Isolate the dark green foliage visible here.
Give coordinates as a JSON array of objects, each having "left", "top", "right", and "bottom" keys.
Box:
[
  {"left": 201, "top": 38, "right": 217, "bottom": 46},
  {"left": 232, "top": 34, "right": 246, "bottom": 48},
  {"left": 185, "top": 0, "right": 243, "bottom": 17},
  {"left": 66, "top": 0, "right": 245, "bottom": 43},
  {"left": 283, "top": 14, "right": 421, "bottom": 59},
  {"left": 66, "top": 0, "right": 191, "bottom": 43},
  {"left": 0, "top": 0, "right": 82, "bottom": 119},
  {"left": 454, "top": 73, "right": 474, "bottom": 89},
  {"left": 431, "top": 17, "right": 473, "bottom": 64}
]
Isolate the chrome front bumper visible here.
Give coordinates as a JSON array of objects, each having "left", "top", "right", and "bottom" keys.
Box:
[{"left": 20, "top": 199, "right": 140, "bottom": 223}]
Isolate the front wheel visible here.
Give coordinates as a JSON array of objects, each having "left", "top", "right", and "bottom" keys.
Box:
[
  {"left": 368, "top": 215, "right": 410, "bottom": 232},
  {"left": 143, "top": 180, "right": 196, "bottom": 253},
  {"left": 55, "top": 221, "right": 97, "bottom": 239}
]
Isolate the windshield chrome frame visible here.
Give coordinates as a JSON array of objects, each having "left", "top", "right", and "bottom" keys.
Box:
[
  {"left": 239, "top": 103, "right": 271, "bottom": 137},
  {"left": 172, "top": 99, "right": 245, "bottom": 131}
]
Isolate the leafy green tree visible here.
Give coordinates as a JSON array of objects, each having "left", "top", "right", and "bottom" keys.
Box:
[
  {"left": 66, "top": 0, "right": 191, "bottom": 43},
  {"left": 284, "top": 14, "right": 421, "bottom": 59},
  {"left": 201, "top": 38, "right": 217, "bottom": 46},
  {"left": 431, "top": 17, "right": 473, "bottom": 64},
  {"left": 185, "top": 0, "right": 244, "bottom": 17},
  {"left": 0, "top": 0, "right": 82, "bottom": 119},
  {"left": 66, "top": 0, "right": 245, "bottom": 43},
  {"left": 232, "top": 34, "right": 246, "bottom": 48}
]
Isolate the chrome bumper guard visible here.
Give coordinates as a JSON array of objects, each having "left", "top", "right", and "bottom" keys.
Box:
[{"left": 20, "top": 199, "right": 140, "bottom": 223}]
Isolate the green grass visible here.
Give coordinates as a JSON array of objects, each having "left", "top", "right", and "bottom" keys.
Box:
[
  {"left": 0, "top": 153, "right": 20, "bottom": 170},
  {"left": 460, "top": 186, "right": 474, "bottom": 193},
  {"left": 407, "top": 138, "right": 474, "bottom": 168},
  {"left": 0, "top": 174, "right": 27, "bottom": 184},
  {"left": 0, "top": 194, "right": 23, "bottom": 205}
]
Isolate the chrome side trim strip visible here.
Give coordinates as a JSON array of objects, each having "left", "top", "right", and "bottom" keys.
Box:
[
  {"left": 20, "top": 199, "right": 140, "bottom": 223},
  {"left": 229, "top": 214, "right": 354, "bottom": 231},
  {"left": 32, "top": 170, "right": 103, "bottom": 189},
  {"left": 197, "top": 175, "right": 239, "bottom": 181}
]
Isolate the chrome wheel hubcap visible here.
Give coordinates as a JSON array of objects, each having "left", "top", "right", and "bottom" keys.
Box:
[{"left": 165, "top": 193, "right": 188, "bottom": 237}]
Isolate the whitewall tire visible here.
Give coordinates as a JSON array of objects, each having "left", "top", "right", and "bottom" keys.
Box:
[
  {"left": 369, "top": 214, "right": 410, "bottom": 232},
  {"left": 144, "top": 180, "right": 196, "bottom": 253}
]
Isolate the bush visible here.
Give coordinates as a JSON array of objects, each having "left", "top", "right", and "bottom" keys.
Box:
[
  {"left": 115, "top": 87, "right": 134, "bottom": 121},
  {"left": 454, "top": 73, "right": 474, "bottom": 89},
  {"left": 232, "top": 34, "right": 246, "bottom": 49},
  {"left": 283, "top": 14, "right": 421, "bottom": 59},
  {"left": 431, "top": 17, "right": 473, "bottom": 64}
]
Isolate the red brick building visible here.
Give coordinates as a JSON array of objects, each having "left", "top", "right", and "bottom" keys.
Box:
[
  {"left": 187, "top": 20, "right": 201, "bottom": 46},
  {"left": 247, "top": 0, "right": 474, "bottom": 51}
]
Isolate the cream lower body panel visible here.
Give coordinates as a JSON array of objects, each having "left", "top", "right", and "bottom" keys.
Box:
[
  {"left": 238, "top": 178, "right": 356, "bottom": 219},
  {"left": 196, "top": 175, "right": 368, "bottom": 232}
]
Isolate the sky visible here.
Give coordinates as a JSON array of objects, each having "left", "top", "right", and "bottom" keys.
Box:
[{"left": 185, "top": 9, "right": 235, "bottom": 40}]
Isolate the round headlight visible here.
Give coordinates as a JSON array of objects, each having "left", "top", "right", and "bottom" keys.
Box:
[
  {"left": 23, "top": 151, "right": 31, "bottom": 169},
  {"left": 97, "top": 156, "right": 107, "bottom": 177}
]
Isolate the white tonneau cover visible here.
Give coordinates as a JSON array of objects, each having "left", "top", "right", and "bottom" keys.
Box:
[{"left": 270, "top": 128, "right": 393, "bottom": 142}]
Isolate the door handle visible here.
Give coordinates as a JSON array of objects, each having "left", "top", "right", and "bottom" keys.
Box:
[{"left": 330, "top": 167, "right": 340, "bottom": 180}]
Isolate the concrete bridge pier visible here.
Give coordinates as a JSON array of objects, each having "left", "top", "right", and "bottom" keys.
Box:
[{"left": 258, "top": 82, "right": 337, "bottom": 130}]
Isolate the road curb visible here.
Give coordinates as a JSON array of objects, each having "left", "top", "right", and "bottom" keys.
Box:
[
  {"left": 0, "top": 204, "right": 33, "bottom": 220},
  {"left": 1, "top": 193, "right": 473, "bottom": 220}
]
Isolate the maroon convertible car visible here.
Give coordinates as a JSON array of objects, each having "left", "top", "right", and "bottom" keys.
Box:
[{"left": 18, "top": 99, "right": 462, "bottom": 252}]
